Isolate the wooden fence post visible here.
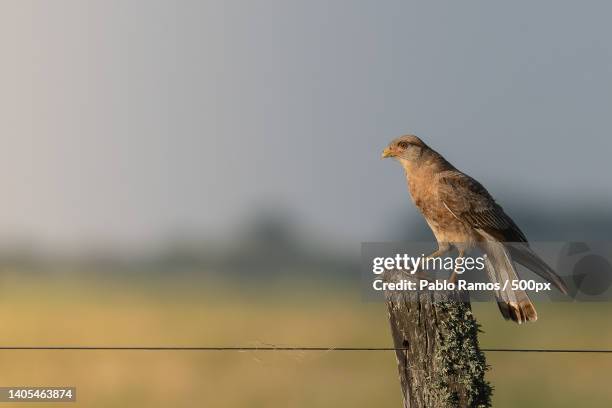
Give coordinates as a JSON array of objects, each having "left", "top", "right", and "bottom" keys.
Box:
[{"left": 383, "top": 271, "right": 492, "bottom": 408}]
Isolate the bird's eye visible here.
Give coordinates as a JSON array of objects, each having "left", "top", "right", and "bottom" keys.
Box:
[{"left": 397, "top": 141, "right": 409, "bottom": 149}]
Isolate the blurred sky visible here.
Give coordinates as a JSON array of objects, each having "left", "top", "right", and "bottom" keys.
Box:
[{"left": 0, "top": 1, "right": 611, "bottom": 251}]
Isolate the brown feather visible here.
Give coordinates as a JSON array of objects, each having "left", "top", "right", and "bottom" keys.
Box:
[{"left": 383, "top": 135, "right": 567, "bottom": 322}]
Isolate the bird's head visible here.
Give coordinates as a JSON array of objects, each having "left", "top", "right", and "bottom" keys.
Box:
[
  {"left": 382, "top": 135, "right": 452, "bottom": 174},
  {"left": 381, "top": 135, "right": 428, "bottom": 164}
]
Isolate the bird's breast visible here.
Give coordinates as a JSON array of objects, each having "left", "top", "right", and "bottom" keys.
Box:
[{"left": 406, "top": 173, "right": 477, "bottom": 245}]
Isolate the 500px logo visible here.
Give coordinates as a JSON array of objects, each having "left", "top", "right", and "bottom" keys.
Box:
[
  {"left": 554, "top": 242, "right": 612, "bottom": 301},
  {"left": 361, "top": 242, "right": 612, "bottom": 302}
]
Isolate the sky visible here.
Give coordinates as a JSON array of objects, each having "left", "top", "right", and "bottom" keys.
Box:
[{"left": 0, "top": 1, "right": 611, "bottom": 251}]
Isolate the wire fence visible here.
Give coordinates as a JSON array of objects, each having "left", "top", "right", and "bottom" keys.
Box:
[{"left": 0, "top": 346, "right": 610, "bottom": 353}]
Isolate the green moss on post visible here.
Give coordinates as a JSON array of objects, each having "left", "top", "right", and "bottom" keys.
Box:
[{"left": 383, "top": 272, "right": 492, "bottom": 408}]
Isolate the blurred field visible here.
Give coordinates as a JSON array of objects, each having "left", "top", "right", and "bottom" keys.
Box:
[{"left": 0, "top": 272, "right": 610, "bottom": 407}]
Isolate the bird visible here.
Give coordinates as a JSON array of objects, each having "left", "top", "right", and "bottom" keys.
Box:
[{"left": 382, "top": 134, "right": 568, "bottom": 323}]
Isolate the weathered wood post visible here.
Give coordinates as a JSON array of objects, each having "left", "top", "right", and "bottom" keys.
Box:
[{"left": 383, "top": 270, "right": 492, "bottom": 408}]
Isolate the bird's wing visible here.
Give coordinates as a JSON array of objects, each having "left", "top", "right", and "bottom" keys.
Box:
[
  {"left": 437, "top": 171, "right": 528, "bottom": 243},
  {"left": 438, "top": 171, "right": 568, "bottom": 294}
]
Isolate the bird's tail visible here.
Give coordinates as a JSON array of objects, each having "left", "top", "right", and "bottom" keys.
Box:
[
  {"left": 481, "top": 239, "right": 537, "bottom": 324},
  {"left": 507, "top": 243, "right": 568, "bottom": 295}
]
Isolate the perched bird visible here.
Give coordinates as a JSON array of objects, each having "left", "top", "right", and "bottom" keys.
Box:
[{"left": 382, "top": 134, "right": 568, "bottom": 323}]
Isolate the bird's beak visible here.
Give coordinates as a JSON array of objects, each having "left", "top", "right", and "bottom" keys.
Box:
[{"left": 381, "top": 146, "right": 394, "bottom": 159}]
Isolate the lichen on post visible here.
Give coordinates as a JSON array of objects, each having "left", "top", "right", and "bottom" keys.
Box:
[{"left": 383, "top": 270, "right": 492, "bottom": 408}]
